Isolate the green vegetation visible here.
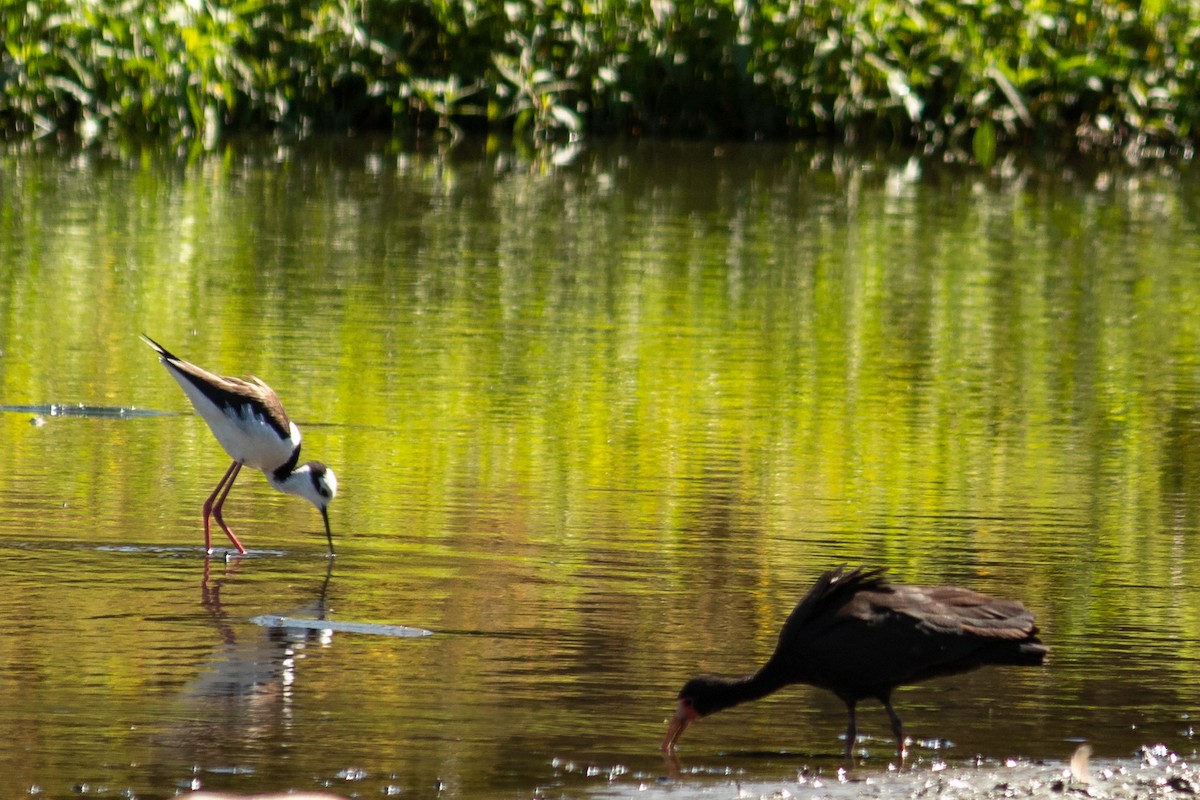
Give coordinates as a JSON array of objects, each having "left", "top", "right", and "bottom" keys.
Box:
[{"left": 2, "top": 0, "right": 1199, "bottom": 155}]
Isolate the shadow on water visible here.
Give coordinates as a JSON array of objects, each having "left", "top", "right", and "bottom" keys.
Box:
[
  {"left": 249, "top": 613, "right": 434, "bottom": 638},
  {"left": 0, "top": 402, "right": 176, "bottom": 418},
  {"left": 244, "top": 559, "right": 434, "bottom": 638}
]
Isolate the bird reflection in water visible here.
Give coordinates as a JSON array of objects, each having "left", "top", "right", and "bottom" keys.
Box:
[
  {"left": 155, "top": 558, "right": 336, "bottom": 771},
  {"left": 197, "top": 555, "right": 335, "bottom": 691}
]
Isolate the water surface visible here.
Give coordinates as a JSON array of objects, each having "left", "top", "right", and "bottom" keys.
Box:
[{"left": 2, "top": 140, "right": 1200, "bottom": 797}]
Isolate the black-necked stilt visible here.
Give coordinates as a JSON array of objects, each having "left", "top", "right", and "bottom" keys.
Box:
[{"left": 142, "top": 335, "right": 338, "bottom": 556}]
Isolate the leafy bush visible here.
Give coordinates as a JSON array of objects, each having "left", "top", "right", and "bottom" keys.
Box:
[{"left": 1, "top": 0, "right": 1198, "bottom": 155}]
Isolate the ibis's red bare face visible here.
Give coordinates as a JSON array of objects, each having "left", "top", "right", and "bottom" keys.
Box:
[{"left": 661, "top": 697, "right": 701, "bottom": 752}]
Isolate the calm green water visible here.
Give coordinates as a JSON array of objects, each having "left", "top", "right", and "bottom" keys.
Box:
[{"left": 3, "top": 139, "right": 1200, "bottom": 798}]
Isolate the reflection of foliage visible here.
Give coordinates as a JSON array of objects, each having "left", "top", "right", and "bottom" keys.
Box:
[
  {"left": 5, "top": 146, "right": 1200, "bottom": 770},
  {"left": 3, "top": 0, "right": 1200, "bottom": 152}
]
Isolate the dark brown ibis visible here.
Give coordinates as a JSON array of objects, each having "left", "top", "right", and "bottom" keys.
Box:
[{"left": 662, "top": 565, "right": 1047, "bottom": 760}]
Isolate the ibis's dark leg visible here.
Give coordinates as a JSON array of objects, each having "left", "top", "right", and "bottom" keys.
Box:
[
  {"left": 842, "top": 699, "right": 858, "bottom": 760},
  {"left": 882, "top": 695, "right": 907, "bottom": 762}
]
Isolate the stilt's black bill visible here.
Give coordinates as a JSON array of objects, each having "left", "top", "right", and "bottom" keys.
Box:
[{"left": 322, "top": 506, "right": 335, "bottom": 556}]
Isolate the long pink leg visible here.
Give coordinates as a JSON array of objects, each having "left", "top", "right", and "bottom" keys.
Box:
[
  {"left": 211, "top": 462, "right": 246, "bottom": 554},
  {"left": 203, "top": 461, "right": 247, "bottom": 555},
  {"left": 202, "top": 461, "right": 239, "bottom": 553}
]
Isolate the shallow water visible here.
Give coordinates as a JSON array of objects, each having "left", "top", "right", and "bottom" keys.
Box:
[{"left": 3, "top": 139, "right": 1200, "bottom": 798}]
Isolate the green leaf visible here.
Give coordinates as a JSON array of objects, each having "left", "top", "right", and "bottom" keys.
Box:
[{"left": 973, "top": 118, "right": 997, "bottom": 168}]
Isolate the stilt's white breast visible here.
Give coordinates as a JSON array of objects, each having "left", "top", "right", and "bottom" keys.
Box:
[{"left": 166, "top": 368, "right": 299, "bottom": 472}]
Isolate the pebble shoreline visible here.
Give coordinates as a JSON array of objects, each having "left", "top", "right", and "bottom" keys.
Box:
[{"left": 584, "top": 745, "right": 1198, "bottom": 800}]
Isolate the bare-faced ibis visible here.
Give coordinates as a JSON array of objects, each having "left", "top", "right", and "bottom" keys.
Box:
[{"left": 662, "top": 565, "right": 1047, "bottom": 760}]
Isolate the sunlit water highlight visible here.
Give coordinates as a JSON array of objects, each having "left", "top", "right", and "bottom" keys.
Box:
[{"left": 2, "top": 140, "right": 1200, "bottom": 797}]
